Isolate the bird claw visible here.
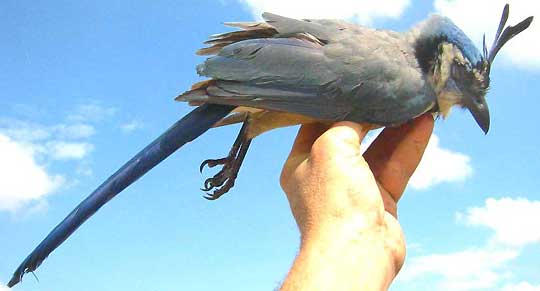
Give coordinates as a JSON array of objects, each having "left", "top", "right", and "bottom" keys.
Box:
[
  {"left": 203, "top": 178, "right": 236, "bottom": 200},
  {"left": 199, "top": 158, "right": 228, "bottom": 173},
  {"left": 199, "top": 117, "right": 252, "bottom": 200},
  {"left": 200, "top": 168, "right": 229, "bottom": 192},
  {"left": 200, "top": 177, "right": 214, "bottom": 191},
  {"left": 199, "top": 157, "right": 236, "bottom": 198}
]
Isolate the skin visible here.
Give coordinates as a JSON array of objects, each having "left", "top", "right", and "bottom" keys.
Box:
[{"left": 279, "top": 114, "right": 434, "bottom": 291}]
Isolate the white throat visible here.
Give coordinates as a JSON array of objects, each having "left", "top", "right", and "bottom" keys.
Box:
[{"left": 430, "top": 43, "right": 466, "bottom": 118}]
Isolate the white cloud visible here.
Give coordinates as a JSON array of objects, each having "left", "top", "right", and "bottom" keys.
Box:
[
  {"left": 400, "top": 248, "right": 518, "bottom": 290},
  {"left": 434, "top": 0, "right": 539, "bottom": 69},
  {"left": 237, "top": 0, "right": 410, "bottom": 24},
  {"left": 0, "top": 119, "right": 51, "bottom": 141},
  {"left": 0, "top": 134, "right": 63, "bottom": 212},
  {"left": 47, "top": 141, "right": 94, "bottom": 160},
  {"left": 67, "top": 103, "right": 117, "bottom": 122},
  {"left": 400, "top": 197, "right": 540, "bottom": 290},
  {"left": 54, "top": 123, "right": 95, "bottom": 139},
  {"left": 120, "top": 120, "right": 144, "bottom": 133},
  {"left": 0, "top": 103, "right": 114, "bottom": 212},
  {"left": 0, "top": 282, "right": 11, "bottom": 291},
  {"left": 0, "top": 119, "right": 95, "bottom": 141},
  {"left": 361, "top": 132, "right": 472, "bottom": 190},
  {"left": 409, "top": 134, "right": 472, "bottom": 190},
  {"left": 459, "top": 197, "right": 540, "bottom": 247},
  {"left": 0, "top": 120, "right": 95, "bottom": 161},
  {"left": 502, "top": 281, "right": 540, "bottom": 291}
]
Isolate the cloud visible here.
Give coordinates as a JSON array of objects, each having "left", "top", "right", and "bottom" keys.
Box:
[
  {"left": 0, "top": 119, "right": 95, "bottom": 141},
  {"left": 67, "top": 103, "right": 117, "bottom": 122},
  {"left": 459, "top": 197, "right": 540, "bottom": 247},
  {"left": 0, "top": 102, "right": 116, "bottom": 213},
  {"left": 0, "top": 282, "right": 11, "bottom": 291},
  {"left": 400, "top": 248, "right": 518, "bottom": 290},
  {"left": 400, "top": 197, "right": 540, "bottom": 290},
  {"left": 120, "top": 120, "right": 144, "bottom": 133},
  {"left": 0, "top": 120, "right": 95, "bottom": 161},
  {"left": 0, "top": 134, "right": 64, "bottom": 212},
  {"left": 0, "top": 119, "right": 52, "bottom": 141},
  {"left": 361, "top": 132, "right": 472, "bottom": 190},
  {"left": 47, "top": 141, "right": 94, "bottom": 160},
  {"left": 434, "top": 0, "right": 539, "bottom": 69},
  {"left": 237, "top": 0, "right": 410, "bottom": 24},
  {"left": 54, "top": 123, "right": 95, "bottom": 139},
  {"left": 502, "top": 282, "right": 540, "bottom": 291},
  {"left": 409, "top": 134, "right": 472, "bottom": 190}
]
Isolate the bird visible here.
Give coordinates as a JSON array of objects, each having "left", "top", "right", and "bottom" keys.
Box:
[{"left": 8, "top": 4, "right": 532, "bottom": 287}]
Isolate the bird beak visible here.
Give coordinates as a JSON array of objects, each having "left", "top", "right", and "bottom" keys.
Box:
[{"left": 466, "top": 94, "right": 490, "bottom": 134}]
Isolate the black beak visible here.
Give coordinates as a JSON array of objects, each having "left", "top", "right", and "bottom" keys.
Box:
[{"left": 466, "top": 94, "right": 490, "bottom": 134}]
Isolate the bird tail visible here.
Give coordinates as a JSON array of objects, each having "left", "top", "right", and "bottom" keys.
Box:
[{"left": 8, "top": 104, "right": 234, "bottom": 288}]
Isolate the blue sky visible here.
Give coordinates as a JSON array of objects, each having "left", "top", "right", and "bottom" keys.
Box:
[{"left": 1, "top": 0, "right": 539, "bottom": 290}]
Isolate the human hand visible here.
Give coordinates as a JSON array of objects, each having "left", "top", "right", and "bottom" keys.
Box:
[{"left": 279, "top": 115, "right": 434, "bottom": 291}]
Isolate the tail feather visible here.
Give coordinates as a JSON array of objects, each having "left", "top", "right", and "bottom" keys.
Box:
[{"left": 8, "top": 104, "right": 234, "bottom": 288}]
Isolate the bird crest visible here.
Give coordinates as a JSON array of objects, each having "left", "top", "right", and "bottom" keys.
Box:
[{"left": 481, "top": 4, "right": 533, "bottom": 79}]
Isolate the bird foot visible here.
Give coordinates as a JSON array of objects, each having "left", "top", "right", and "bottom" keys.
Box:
[
  {"left": 199, "top": 118, "right": 252, "bottom": 200},
  {"left": 200, "top": 157, "right": 237, "bottom": 199}
]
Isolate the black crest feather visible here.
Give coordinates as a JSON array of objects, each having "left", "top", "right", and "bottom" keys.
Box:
[{"left": 484, "top": 4, "right": 534, "bottom": 72}]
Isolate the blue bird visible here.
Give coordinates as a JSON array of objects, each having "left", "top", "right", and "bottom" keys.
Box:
[{"left": 8, "top": 4, "right": 532, "bottom": 287}]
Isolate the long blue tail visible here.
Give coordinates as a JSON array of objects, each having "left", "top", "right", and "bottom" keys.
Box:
[{"left": 8, "top": 104, "right": 234, "bottom": 287}]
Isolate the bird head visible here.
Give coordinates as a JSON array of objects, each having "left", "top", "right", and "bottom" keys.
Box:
[{"left": 415, "top": 4, "right": 533, "bottom": 134}]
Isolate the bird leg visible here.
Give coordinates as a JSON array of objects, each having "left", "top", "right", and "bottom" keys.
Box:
[{"left": 199, "top": 116, "right": 252, "bottom": 200}]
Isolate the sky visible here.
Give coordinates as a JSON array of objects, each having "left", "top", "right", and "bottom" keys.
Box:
[{"left": 0, "top": 0, "right": 539, "bottom": 290}]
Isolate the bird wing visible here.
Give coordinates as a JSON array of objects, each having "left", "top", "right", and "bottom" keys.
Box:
[
  {"left": 180, "top": 37, "right": 350, "bottom": 121},
  {"left": 197, "top": 12, "right": 345, "bottom": 56},
  {"left": 180, "top": 14, "right": 435, "bottom": 126}
]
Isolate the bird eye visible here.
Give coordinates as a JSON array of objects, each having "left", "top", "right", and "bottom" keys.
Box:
[
  {"left": 474, "top": 95, "right": 485, "bottom": 107},
  {"left": 451, "top": 63, "right": 464, "bottom": 77}
]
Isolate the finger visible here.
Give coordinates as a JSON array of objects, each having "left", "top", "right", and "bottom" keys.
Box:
[
  {"left": 327, "top": 121, "right": 370, "bottom": 145},
  {"left": 288, "top": 122, "right": 331, "bottom": 158},
  {"left": 281, "top": 123, "right": 330, "bottom": 184},
  {"left": 311, "top": 121, "right": 370, "bottom": 160},
  {"left": 363, "top": 114, "right": 434, "bottom": 202}
]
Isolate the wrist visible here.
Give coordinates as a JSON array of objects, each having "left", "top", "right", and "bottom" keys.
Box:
[
  {"left": 283, "top": 219, "right": 401, "bottom": 291},
  {"left": 302, "top": 217, "right": 400, "bottom": 268},
  {"left": 314, "top": 218, "right": 398, "bottom": 280},
  {"left": 298, "top": 209, "right": 387, "bottom": 246}
]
